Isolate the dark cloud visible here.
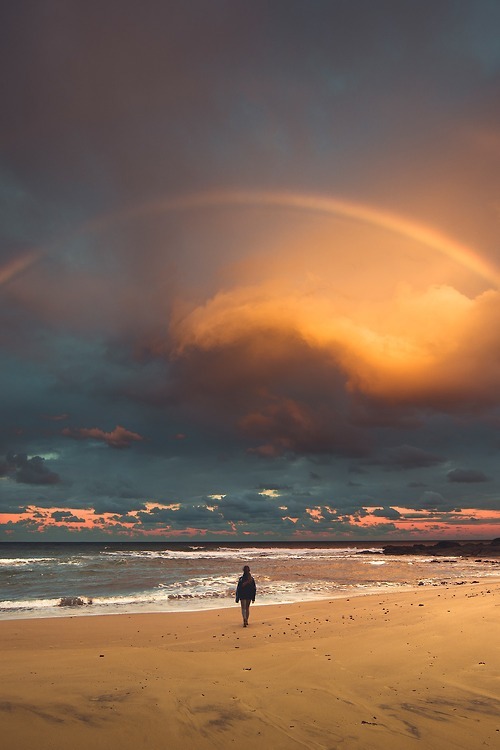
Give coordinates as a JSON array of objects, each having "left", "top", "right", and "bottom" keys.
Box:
[
  {"left": 447, "top": 468, "right": 491, "bottom": 483},
  {"left": 2, "top": 1, "right": 500, "bottom": 538},
  {"left": 86, "top": 478, "right": 146, "bottom": 504},
  {"left": 134, "top": 503, "right": 228, "bottom": 531},
  {"left": 370, "top": 507, "right": 402, "bottom": 520},
  {"left": 91, "top": 498, "right": 147, "bottom": 515},
  {"left": 1, "top": 452, "right": 60, "bottom": 485},
  {"left": 371, "top": 445, "right": 446, "bottom": 471},
  {"left": 217, "top": 492, "right": 286, "bottom": 523},
  {"left": 129, "top": 492, "right": 300, "bottom": 533},
  {"left": 349, "top": 466, "right": 367, "bottom": 475},
  {"left": 162, "top": 330, "right": 371, "bottom": 459},
  {"left": 51, "top": 511, "right": 84, "bottom": 523},
  {"left": 108, "top": 513, "right": 143, "bottom": 525},
  {"left": 417, "top": 491, "right": 448, "bottom": 510}
]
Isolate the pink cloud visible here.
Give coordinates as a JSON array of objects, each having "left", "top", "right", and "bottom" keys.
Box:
[{"left": 62, "top": 424, "right": 144, "bottom": 448}]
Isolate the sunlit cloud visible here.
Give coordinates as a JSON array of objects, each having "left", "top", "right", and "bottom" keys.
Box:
[
  {"left": 2, "top": 2, "right": 500, "bottom": 540},
  {"left": 161, "top": 274, "right": 500, "bottom": 460},
  {"left": 62, "top": 425, "right": 144, "bottom": 449}
]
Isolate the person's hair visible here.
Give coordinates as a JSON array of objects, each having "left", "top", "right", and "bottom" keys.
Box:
[{"left": 243, "top": 565, "right": 250, "bottom": 574}]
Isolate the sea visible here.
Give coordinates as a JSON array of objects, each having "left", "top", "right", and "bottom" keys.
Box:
[{"left": 1, "top": 541, "right": 499, "bottom": 621}]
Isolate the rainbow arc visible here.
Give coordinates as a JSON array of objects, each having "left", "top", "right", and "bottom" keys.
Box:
[{"left": 2, "top": 189, "right": 499, "bottom": 288}]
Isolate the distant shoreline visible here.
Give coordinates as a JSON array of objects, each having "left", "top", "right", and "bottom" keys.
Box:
[
  {"left": 2, "top": 537, "right": 499, "bottom": 546},
  {"left": 383, "top": 538, "right": 500, "bottom": 557}
]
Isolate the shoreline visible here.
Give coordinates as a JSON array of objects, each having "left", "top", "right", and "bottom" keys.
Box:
[
  {"left": 2, "top": 580, "right": 500, "bottom": 749},
  {"left": 4, "top": 572, "right": 500, "bottom": 622},
  {"left": 4, "top": 540, "right": 500, "bottom": 626}
]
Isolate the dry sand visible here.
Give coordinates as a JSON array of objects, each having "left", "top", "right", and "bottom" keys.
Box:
[{"left": 1, "top": 580, "right": 500, "bottom": 750}]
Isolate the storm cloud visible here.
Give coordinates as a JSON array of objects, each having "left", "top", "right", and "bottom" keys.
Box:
[
  {"left": 1, "top": 1, "right": 500, "bottom": 540},
  {"left": 1, "top": 453, "right": 61, "bottom": 486}
]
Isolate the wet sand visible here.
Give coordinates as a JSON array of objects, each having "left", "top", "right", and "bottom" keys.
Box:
[{"left": 1, "top": 580, "right": 500, "bottom": 749}]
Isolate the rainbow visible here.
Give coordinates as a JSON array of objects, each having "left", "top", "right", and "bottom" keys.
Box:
[
  {"left": 136, "top": 189, "right": 500, "bottom": 287},
  {"left": 2, "top": 189, "right": 499, "bottom": 288}
]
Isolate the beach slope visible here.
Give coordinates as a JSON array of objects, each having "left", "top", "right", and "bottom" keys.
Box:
[{"left": 1, "top": 581, "right": 499, "bottom": 749}]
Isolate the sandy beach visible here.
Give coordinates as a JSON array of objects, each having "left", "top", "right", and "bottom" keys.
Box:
[{"left": 2, "top": 580, "right": 500, "bottom": 750}]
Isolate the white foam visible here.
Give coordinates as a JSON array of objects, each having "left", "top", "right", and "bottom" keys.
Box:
[
  {"left": 100, "top": 546, "right": 383, "bottom": 562},
  {"left": 0, "top": 557, "right": 56, "bottom": 566},
  {"left": 0, "top": 597, "right": 62, "bottom": 610}
]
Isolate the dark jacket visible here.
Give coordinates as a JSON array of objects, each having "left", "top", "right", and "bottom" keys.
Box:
[{"left": 236, "top": 574, "right": 256, "bottom": 603}]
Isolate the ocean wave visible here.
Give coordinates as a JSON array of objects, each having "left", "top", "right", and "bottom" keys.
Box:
[
  {"left": 100, "top": 546, "right": 383, "bottom": 562},
  {"left": 3, "top": 543, "right": 499, "bottom": 622},
  {"left": 0, "top": 575, "right": 391, "bottom": 619},
  {"left": 0, "top": 597, "right": 63, "bottom": 610},
  {"left": 2, "top": 568, "right": 499, "bottom": 621},
  {"left": 0, "top": 557, "right": 57, "bottom": 567}
]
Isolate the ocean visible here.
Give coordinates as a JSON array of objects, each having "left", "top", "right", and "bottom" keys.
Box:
[{"left": 1, "top": 541, "right": 499, "bottom": 620}]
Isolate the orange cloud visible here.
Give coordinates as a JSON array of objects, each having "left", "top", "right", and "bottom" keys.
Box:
[
  {"left": 62, "top": 425, "right": 144, "bottom": 448},
  {"left": 7, "top": 185, "right": 500, "bottom": 463},
  {"left": 157, "top": 216, "right": 500, "bottom": 457},
  {"left": 169, "top": 275, "right": 500, "bottom": 406},
  {"left": 3, "top": 503, "right": 500, "bottom": 541}
]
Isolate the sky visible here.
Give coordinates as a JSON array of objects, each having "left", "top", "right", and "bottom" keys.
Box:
[{"left": 1, "top": 0, "right": 500, "bottom": 542}]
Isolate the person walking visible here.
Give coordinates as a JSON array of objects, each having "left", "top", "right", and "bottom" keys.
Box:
[{"left": 235, "top": 565, "right": 256, "bottom": 627}]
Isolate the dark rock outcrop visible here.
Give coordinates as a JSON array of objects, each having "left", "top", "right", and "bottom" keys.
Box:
[
  {"left": 383, "top": 540, "right": 500, "bottom": 558},
  {"left": 58, "top": 596, "right": 93, "bottom": 607}
]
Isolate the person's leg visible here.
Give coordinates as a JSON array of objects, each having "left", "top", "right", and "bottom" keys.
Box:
[
  {"left": 240, "top": 600, "right": 247, "bottom": 625},
  {"left": 245, "top": 600, "right": 251, "bottom": 624}
]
